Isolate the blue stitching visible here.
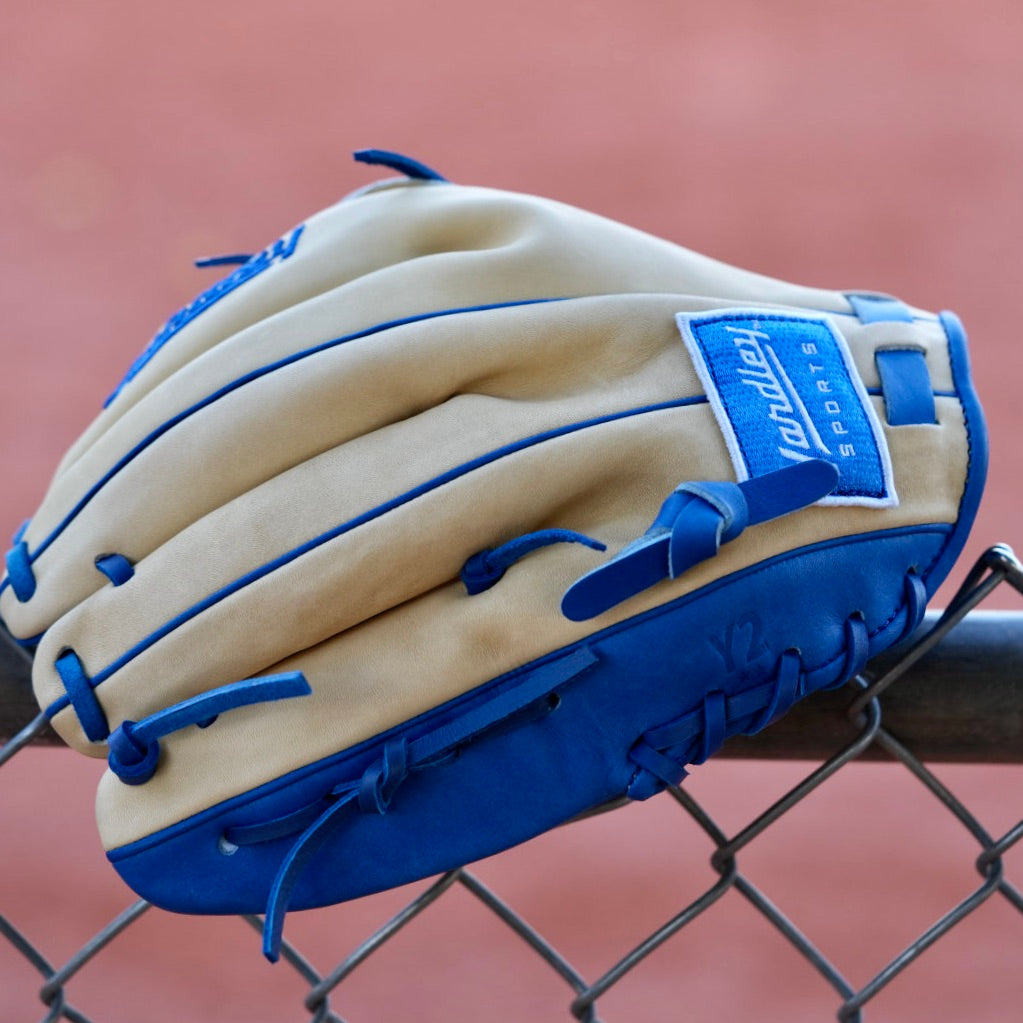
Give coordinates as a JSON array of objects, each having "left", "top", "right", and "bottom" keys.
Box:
[
  {"left": 106, "top": 522, "right": 953, "bottom": 863},
  {"left": 46, "top": 396, "right": 704, "bottom": 718},
  {"left": 5, "top": 299, "right": 570, "bottom": 597}
]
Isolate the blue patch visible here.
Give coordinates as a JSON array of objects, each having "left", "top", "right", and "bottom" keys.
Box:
[
  {"left": 677, "top": 309, "right": 896, "bottom": 507},
  {"left": 105, "top": 224, "right": 305, "bottom": 407}
]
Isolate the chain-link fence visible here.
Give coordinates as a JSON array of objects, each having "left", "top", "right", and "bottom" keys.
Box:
[{"left": 1, "top": 545, "right": 1021, "bottom": 1023}]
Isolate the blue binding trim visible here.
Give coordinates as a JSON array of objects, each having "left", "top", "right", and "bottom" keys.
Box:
[
  {"left": 107, "top": 672, "right": 311, "bottom": 786},
  {"left": 847, "top": 293, "right": 915, "bottom": 324},
  {"left": 875, "top": 349, "right": 936, "bottom": 426},
  {"left": 54, "top": 650, "right": 109, "bottom": 741},
  {"left": 7, "top": 299, "right": 569, "bottom": 597},
  {"left": 926, "top": 312, "right": 987, "bottom": 594},
  {"left": 43, "top": 395, "right": 704, "bottom": 720},
  {"left": 352, "top": 149, "right": 448, "bottom": 182},
  {"left": 95, "top": 553, "right": 135, "bottom": 587}
]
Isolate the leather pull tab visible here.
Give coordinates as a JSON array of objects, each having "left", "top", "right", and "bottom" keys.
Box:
[
  {"left": 737, "top": 458, "right": 839, "bottom": 525},
  {"left": 561, "top": 459, "right": 838, "bottom": 622}
]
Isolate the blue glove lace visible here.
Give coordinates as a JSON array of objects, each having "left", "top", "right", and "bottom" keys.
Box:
[
  {"left": 460, "top": 528, "right": 606, "bottom": 595},
  {"left": 106, "top": 673, "right": 312, "bottom": 785}
]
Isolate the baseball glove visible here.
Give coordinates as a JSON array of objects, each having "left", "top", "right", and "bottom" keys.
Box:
[{"left": 0, "top": 150, "right": 986, "bottom": 960}]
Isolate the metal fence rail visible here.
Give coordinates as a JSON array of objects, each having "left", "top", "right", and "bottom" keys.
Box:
[{"left": 1, "top": 545, "right": 1021, "bottom": 1022}]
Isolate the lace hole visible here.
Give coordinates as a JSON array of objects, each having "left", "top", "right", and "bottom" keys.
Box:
[{"left": 217, "top": 835, "right": 239, "bottom": 856}]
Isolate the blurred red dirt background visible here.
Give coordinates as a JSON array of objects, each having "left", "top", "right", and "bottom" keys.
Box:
[{"left": 1, "top": 2, "right": 1021, "bottom": 1020}]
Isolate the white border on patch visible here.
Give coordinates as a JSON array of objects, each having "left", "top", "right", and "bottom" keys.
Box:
[{"left": 676, "top": 307, "right": 898, "bottom": 509}]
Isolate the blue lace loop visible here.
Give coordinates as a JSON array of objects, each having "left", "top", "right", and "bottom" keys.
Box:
[
  {"left": 259, "top": 743, "right": 410, "bottom": 961},
  {"left": 745, "top": 650, "right": 802, "bottom": 735},
  {"left": 107, "top": 672, "right": 311, "bottom": 786},
  {"left": 352, "top": 149, "right": 448, "bottom": 182},
  {"left": 841, "top": 614, "right": 870, "bottom": 683},
  {"left": 358, "top": 740, "right": 409, "bottom": 814},
  {"left": 695, "top": 690, "right": 726, "bottom": 765},
  {"left": 627, "top": 648, "right": 806, "bottom": 799},
  {"left": 461, "top": 529, "right": 606, "bottom": 595},
  {"left": 55, "top": 650, "right": 110, "bottom": 742},
  {"left": 4, "top": 540, "right": 36, "bottom": 602},
  {"left": 624, "top": 564, "right": 921, "bottom": 801},
  {"left": 902, "top": 570, "right": 927, "bottom": 638},
  {"left": 95, "top": 553, "right": 135, "bottom": 586},
  {"left": 626, "top": 737, "right": 689, "bottom": 796}
]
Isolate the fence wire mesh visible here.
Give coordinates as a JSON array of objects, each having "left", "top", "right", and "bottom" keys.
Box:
[{"left": 1, "top": 545, "right": 1021, "bottom": 1023}]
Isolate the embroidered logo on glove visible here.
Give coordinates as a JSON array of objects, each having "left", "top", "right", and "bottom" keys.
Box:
[{"left": 677, "top": 309, "right": 896, "bottom": 507}]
